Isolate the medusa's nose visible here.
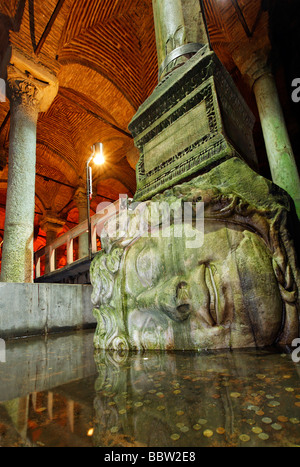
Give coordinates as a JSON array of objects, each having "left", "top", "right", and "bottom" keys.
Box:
[
  {"left": 176, "top": 281, "right": 189, "bottom": 301},
  {"left": 175, "top": 281, "right": 190, "bottom": 317},
  {"left": 136, "top": 277, "right": 191, "bottom": 322}
]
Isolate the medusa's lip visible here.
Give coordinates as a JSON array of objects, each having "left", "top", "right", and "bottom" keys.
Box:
[
  {"left": 205, "top": 264, "right": 222, "bottom": 326},
  {"left": 162, "top": 303, "right": 191, "bottom": 322},
  {"left": 175, "top": 303, "right": 191, "bottom": 321},
  {"left": 189, "top": 263, "right": 225, "bottom": 327}
]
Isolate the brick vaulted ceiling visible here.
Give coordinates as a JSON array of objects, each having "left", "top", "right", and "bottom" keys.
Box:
[{"left": 0, "top": 0, "right": 299, "bottom": 253}]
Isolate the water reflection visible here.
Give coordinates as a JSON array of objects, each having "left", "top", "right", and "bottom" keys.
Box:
[
  {"left": 0, "top": 330, "right": 299, "bottom": 447},
  {"left": 0, "top": 331, "right": 97, "bottom": 447},
  {"left": 93, "top": 348, "right": 300, "bottom": 447}
]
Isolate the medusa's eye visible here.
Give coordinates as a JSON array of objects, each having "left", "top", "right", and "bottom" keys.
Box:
[{"left": 136, "top": 245, "right": 161, "bottom": 288}]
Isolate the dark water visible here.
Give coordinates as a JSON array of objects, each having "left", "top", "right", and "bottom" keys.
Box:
[{"left": 0, "top": 330, "right": 299, "bottom": 447}]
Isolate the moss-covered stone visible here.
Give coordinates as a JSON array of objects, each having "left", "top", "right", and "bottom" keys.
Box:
[{"left": 90, "top": 158, "right": 300, "bottom": 351}]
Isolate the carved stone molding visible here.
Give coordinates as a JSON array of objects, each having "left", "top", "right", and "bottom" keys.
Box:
[
  {"left": 129, "top": 46, "right": 257, "bottom": 201},
  {"left": 232, "top": 44, "right": 271, "bottom": 87},
  {"left": 40, "top": 211, "right": 65, "bottom": 234},
  {"left": 7, "top": 66, "right": 41, "bottom": 110},
  {"left": 74, "top": 186, "right": 87, "bottom": 209},
  {"left": 5, "top": 47, "right": 58, "bottom": 112}
]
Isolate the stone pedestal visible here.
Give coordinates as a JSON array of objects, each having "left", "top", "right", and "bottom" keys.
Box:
[
  {"left": 0, "top": 49, "right": 58, "bottom": 283},
  {"left": 129, "top": 46, "right": 257, "bottom": 201}
]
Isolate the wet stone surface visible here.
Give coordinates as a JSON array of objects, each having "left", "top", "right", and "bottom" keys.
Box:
[{"left": 0, "top": 330, "right": 299, "bottom": 447}]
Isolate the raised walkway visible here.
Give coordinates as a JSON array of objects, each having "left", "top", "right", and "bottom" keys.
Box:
[
  {"left": 34, "top": 199, "right": 120, "bottom": 284},
  {"left": 0, "top": 201, "right": 121, "bottom": 340}
]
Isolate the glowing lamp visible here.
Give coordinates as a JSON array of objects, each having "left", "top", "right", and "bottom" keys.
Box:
[{"left": 93, "top": 142, "right": 105, "bottom": 165}]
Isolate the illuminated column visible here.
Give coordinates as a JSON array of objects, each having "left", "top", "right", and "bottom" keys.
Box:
[
  {"left": 40, "top": 212, "right": 65, "bottom": 274},
  {"left": 74, "top": 186, "right": 89, "bottom": 259},
  {"left": 0, "top": 49, "right": 58, "bottom": 282},
  {"left": 234, "top": 48, "right": 300, "bottom": 218}
]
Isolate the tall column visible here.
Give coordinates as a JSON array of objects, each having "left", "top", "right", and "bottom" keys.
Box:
[
  {"left": 0, "top": 49, "right": 58, "bottom": 282},
  {"left": 40, "top": 212, "right": 65, "bottom": 274},
  {"left": 152, "top": 0, "right": 209, "bottom": 79},
  {"left": 254, "top": 72, "right": 300, "bottom": 218},
  {"left": 234, "top": 48, "right": 300, "bottom": 219},
  {"left": 74, "top": 186, "right": 89, "bottom": 259}
]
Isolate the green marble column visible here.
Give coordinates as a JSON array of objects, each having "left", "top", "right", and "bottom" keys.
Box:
[
  {"left": 233, "top": 48, "right": 300, "bottom": 219},
  {"left": 152, "top": 0, "right": 186, "bottom": 68},
  {"left": 254, "top": 71, "right": 300, "bottom": 218},
  {"left": 152, "top": 0, "right": 209, "bottom": 79}
]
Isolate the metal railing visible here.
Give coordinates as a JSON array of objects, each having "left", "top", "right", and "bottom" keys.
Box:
[{"left": 35, "top": 199, "right": 121, "bottom": 279}]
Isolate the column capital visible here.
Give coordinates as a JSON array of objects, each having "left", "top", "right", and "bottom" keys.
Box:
[
  {"left": 74, "top": 186, "right": 87, "bottom": 209},
  {"left": 232, "top": 44, "right": 271, "bottom": 87},
  {"left": 40, "top": 211, "right": 65, "bottom": 234},
  {"left": 6, "top": 48, "right": 58, "bottom": 112},
  {"left": 126, "top": 144, "right": 140, "bottom": 170}
]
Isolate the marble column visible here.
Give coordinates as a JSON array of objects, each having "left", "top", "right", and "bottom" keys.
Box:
[
  {"left": 234, "top": 48, "right": 300, "bottom": 219},
  {"left": 40, "top": 212, "right": 65, "bottom": 274},
  {"left": 74, "top": 186, "right": 89, "bottom": 259},
  {"left": 152, "top": 0, "right": 209, "bottom": 79},
  {"left": 0, "top": 50, "right": 58, "bottom": 282}
]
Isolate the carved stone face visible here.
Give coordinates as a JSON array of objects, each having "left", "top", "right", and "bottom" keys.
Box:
[
  {"left": 124, "top": 222, "right": 283, "bottom": 350},
  {"left": 91, "top": 158, "right": 299, "bottom": 351}
]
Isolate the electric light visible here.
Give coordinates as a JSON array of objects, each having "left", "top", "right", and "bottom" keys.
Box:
[
  {"left": 92, "top": 142, "right": 105, "bottom": 165},
  {"left": 87, "top": 428, "right": 94, "bottom": 437},
  {"left": 86, "top": 142, "right": 105, "bottom": 259}
]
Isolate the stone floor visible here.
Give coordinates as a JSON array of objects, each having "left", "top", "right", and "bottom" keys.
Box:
[{"left": 0, "top": 329, "right": 299, "bottom": 447}]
